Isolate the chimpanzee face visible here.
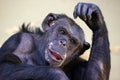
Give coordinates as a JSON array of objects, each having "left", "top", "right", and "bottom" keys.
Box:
[{"left": 42, "top": 13, "right": 85, "bottom": 67}]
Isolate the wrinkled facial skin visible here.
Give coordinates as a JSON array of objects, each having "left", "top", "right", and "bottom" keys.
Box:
[{"left": 42, "top": 13, "right": 85, "bottom": 67}]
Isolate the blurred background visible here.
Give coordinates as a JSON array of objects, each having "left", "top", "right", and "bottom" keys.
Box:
[{"left": 0, "top": 0, "right": 120, "bottom": 80}]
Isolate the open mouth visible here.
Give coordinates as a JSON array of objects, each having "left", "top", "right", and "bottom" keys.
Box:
[
  {"left": 45, "top": 42, "right": 67, "bottom": 65},
  {"left": 49, "top": 49, "right": 63, "bottom": 62}
]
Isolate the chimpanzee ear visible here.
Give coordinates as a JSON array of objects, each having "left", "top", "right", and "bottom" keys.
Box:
[
  {"left": 78, "top": 41, "right": 90, "bottom": 55},
  {"left": 42, "top": 13, "right": 58, "bottom": 32},
  {"left": 83, "top": 41, "right": 90, "bottom": 50}
]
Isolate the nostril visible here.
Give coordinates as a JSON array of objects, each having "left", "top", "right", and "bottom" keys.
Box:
[
  {"left": 60, "top": 40, "right": 66, "bottom": 46},
  {"left": 63, "top": 43, "right": 66, "bottom": 46}
]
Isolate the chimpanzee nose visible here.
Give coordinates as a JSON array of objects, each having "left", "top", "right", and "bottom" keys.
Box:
[{"left": 59, "top": 40, "right": 66, "bottom": 47}]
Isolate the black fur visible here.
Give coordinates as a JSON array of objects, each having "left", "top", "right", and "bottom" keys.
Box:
[{"left": 19, "top": 23, "right": 43, "bottom": 34}]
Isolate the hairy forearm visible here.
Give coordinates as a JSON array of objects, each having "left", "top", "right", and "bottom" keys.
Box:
[{"left": 86, "top": 26, "right": 110, "bottom": 80}]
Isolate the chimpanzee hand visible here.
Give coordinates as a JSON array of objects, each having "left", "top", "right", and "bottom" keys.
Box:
[{"left": 73, "top": 3, "right": 106, "bottom": 33}]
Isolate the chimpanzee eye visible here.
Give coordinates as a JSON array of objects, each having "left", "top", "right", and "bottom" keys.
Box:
[
  {"left": 70, "top": 39, "right": 76, "bottom": 44},
  {"left": 59, "top": 29, "right": 67, "bottom": 35}
]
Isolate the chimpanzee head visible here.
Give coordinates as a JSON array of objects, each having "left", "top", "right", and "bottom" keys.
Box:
[{"left": 42, "top": 13, "right": 90, "bottom": 67}]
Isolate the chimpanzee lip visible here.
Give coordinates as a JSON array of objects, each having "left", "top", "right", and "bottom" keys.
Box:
[{"left": 48, "top": 48, "right": 63, "bottom": 62}]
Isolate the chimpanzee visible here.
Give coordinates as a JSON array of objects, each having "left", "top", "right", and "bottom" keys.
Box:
[{"left": 0, "top": 2, "right": 110, "bottom": 80}]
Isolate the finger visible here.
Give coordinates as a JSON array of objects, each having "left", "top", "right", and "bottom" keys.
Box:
[
  {"left": 87, "top": 4, "right": 99, "bottom": 21},
  {"left": 91, "top": 4, "right": 102, "bottom": 18},
  {"left": 77, "top": 3, "right": 83, "bottom": 19},
  {"left": 87, "top": 7, "right": 93, "bottom": 20},
  {"left": 81, "top": 4, "right": 88, "bottom": 21},
  {"left": 73, "top": 5, "right": 78, "bottom": 18}
]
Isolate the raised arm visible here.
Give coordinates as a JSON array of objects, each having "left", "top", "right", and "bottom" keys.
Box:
[{"left": 73, "top": 3, "right": 110, "bottom": 80}]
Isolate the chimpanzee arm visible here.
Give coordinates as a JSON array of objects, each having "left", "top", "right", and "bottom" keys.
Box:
[
  {"left": 73, "top": 3, "right": 110, "bottom": 80},
  {"left": 0, "top": 63, "right": 69, "bottom": 80},
  {"left": 0, "top": 33, "right": 22, "bottom": 63}
]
